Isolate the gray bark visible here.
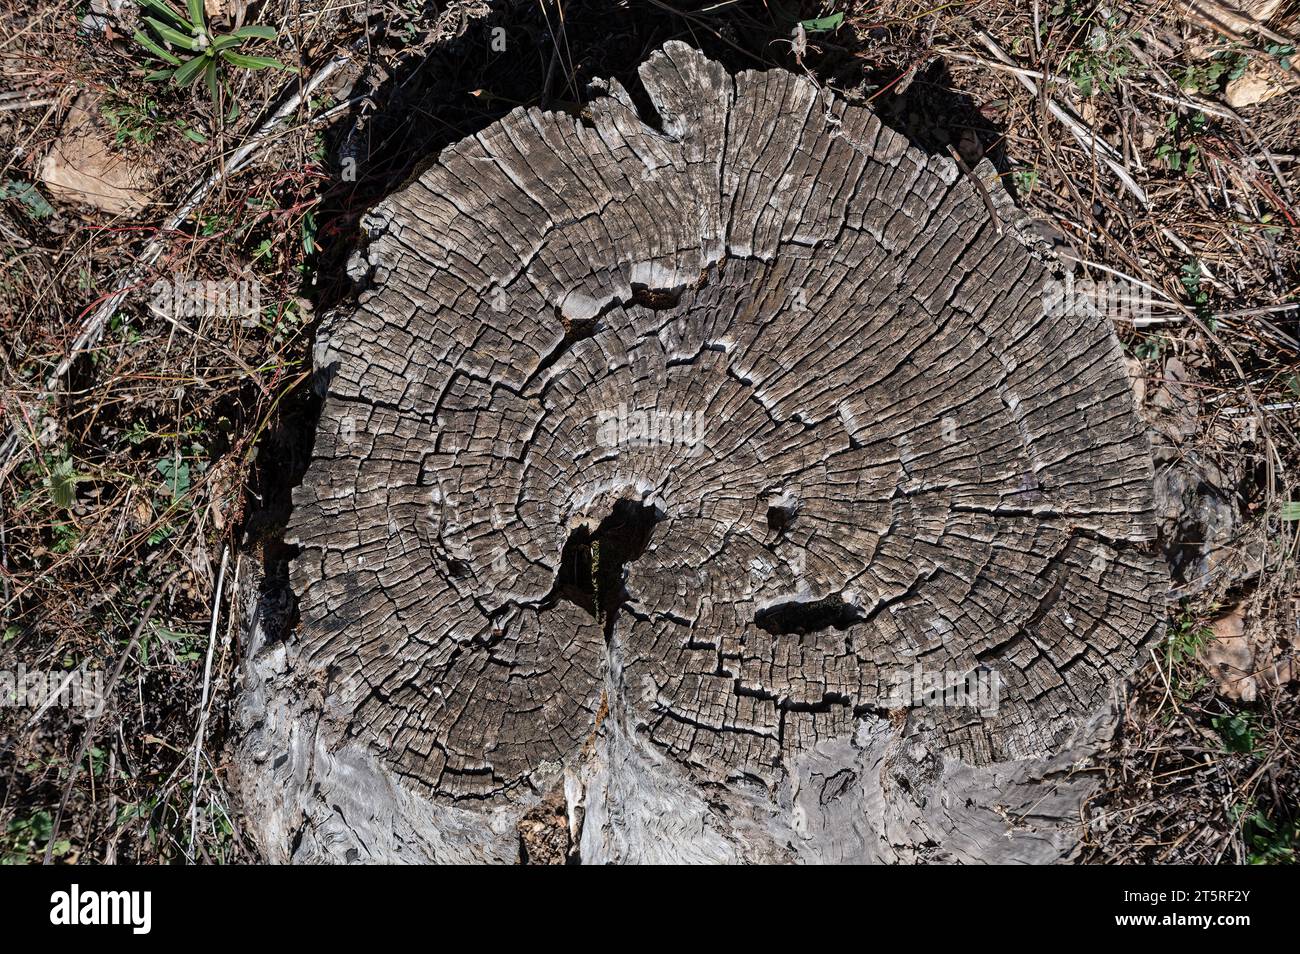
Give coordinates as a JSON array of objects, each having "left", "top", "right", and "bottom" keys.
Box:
[{"left": 236, "top": 42, "right": 1168, "bottom": 863}]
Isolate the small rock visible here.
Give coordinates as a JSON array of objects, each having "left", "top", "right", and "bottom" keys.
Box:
[
  {"left": 90, "top": 0, "right": 135, "bottom": 13},
  {"left": 38, "top": 94, "right": 156, "bottom": 216},
  {"left": 79, "top": 13, "right": 111, "bottom": 35}
]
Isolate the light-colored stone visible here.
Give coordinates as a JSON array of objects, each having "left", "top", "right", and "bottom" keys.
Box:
[{"left": 38, "top": 94, "right": 155, "bottom": 216}]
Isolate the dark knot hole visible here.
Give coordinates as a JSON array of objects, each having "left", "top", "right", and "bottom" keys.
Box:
[{"left": 545, "top": 499, "right": 661, "bottom": 640}]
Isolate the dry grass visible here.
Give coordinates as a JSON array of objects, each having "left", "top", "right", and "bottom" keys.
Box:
[
  {"left": 1082, "top": 604, "right": 1300, "bottom": 863},
  {"left": 0, "top": 0, "right": 1296, "bottom": 863}
]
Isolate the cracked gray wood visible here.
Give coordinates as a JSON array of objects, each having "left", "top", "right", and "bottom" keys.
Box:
[{"left": 237, "top": 42, "right": 1169, "bottom": 863}]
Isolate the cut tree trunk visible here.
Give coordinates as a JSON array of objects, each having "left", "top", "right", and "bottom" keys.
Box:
[{"left": 237, "top": 42, "right": 1168, "bottom": 863}]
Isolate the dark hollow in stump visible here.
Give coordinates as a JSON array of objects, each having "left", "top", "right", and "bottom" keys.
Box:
[{"left": 239, "top": 43, "right": 1168, "bottom": 863}]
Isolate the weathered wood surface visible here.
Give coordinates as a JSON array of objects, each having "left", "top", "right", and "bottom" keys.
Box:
[{"left": 237, "top": 42, "right": 1168, "bottom": 863}]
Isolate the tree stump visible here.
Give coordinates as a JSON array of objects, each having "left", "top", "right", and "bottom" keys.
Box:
[{"left": 238, "top": 42, "right": 1168, "bottom": 863}]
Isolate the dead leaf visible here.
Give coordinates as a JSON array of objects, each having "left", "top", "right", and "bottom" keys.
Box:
[
  {"left": 37, "top": 94, "right": 156, "bottom": 216},
  {"left": 1225, "top": 60, "right": 1297, "bottom": 107},
  {"left": 205, "top": 0, "right": 249, "bottom": 26},
  {"left": 1197, "top": 602, "right": 1257, "bottom": 701}
]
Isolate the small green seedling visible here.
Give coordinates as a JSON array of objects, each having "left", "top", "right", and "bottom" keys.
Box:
[
  {"left": 1266, "top": 43, "right": 1294, "bottom": 71},
  {"left": 133, "top": 0, "right": 290, "bottom": 103},
  {"left": 0, "top": 179, "right": 55, "bottom": 219},
  {"left": 1212, "top": 711, "right": 1257, "bottom": 754},
  {"left": 1243, "top": 810, "right": 1297, "bottom": 864},
  {"left": 46, "top": 456, "right": 81, "bottom": 510}
]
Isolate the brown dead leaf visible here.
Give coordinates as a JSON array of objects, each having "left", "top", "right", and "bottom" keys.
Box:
[
  {"left": 37, "top": 94, "right": 156, "bottom": 216},
  {"left": 1197, "top": 602, "right": 1257, "bottom": 701},
  {"left": 1225, "top": 60, "right": 1298, "bottom": 107},
  {"left": 205, "top": 0, "right": 248, "bottom": 25}
]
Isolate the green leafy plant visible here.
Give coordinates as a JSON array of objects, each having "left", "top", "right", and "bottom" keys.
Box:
[
  {"left": 1155, "top": 110, "right": 1208, "bottom": 174},
  {"left": 148, "top": 441, "right": 208, "bottom": 545},
  {"left": 1063, "top": 41, "right": 1132, "bottom": 97},
  {"left": 46, "top": 455, "right": 81, "bottom": 510},
  {"left": 1212, "top": 711, "right": 1257, "bottom": 754},
  {"left": 0, "top": 179, "right": 55, "bottom": 219},
  {"left": 1048, "top": 0, "right": 1091, "bottom": 25},
  {"left": 3, "top": 811, "right": 71, "bottom": 864},
  {"left": 1176, "top": 50, "right": 1248, "bottom": 94},
  {"left": 147, "top": 522, "right": 176, "bottom": 546},
  {"left": 51, "top": 522, "right": 80, "bottom": 554},
  {"left": 1051, "top": 5, "right": 1134, "bottom": 97},
  {"left": 1011, "top": 165, "right": 1039, "bottom": 197},
  {"left": 1166, "top": 609, "right": 1211, "bottom": 668},
  {"left": 100, "top": 97, "right": 161, "bottom": 145},
  {"left": 1179, "top": 258, "right": 1214, "bottom": 327},
  {"left": 133, "top": 0, "right": 290, "bottom": 103},
  {"left": 1243, "top": 811, "right": 1297, "bottom": 864},
  {"left": 156, "top": 456, "right": 191, "bottom": 502},
  {"left": 1130, "top": 333, "right": 1163, "bottom": 361},
  {"left": 1266, "top": 43, "right": 1295, "bottom": 71},
  {"left": 144, "top": 623, "right": 204, "bottom": 664},
  {"left": 1162, "top": 602, "right": 1212, "bottom": 700},
  {"left": 300, "top": 208, "right": 319, "bottom": 255}
]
